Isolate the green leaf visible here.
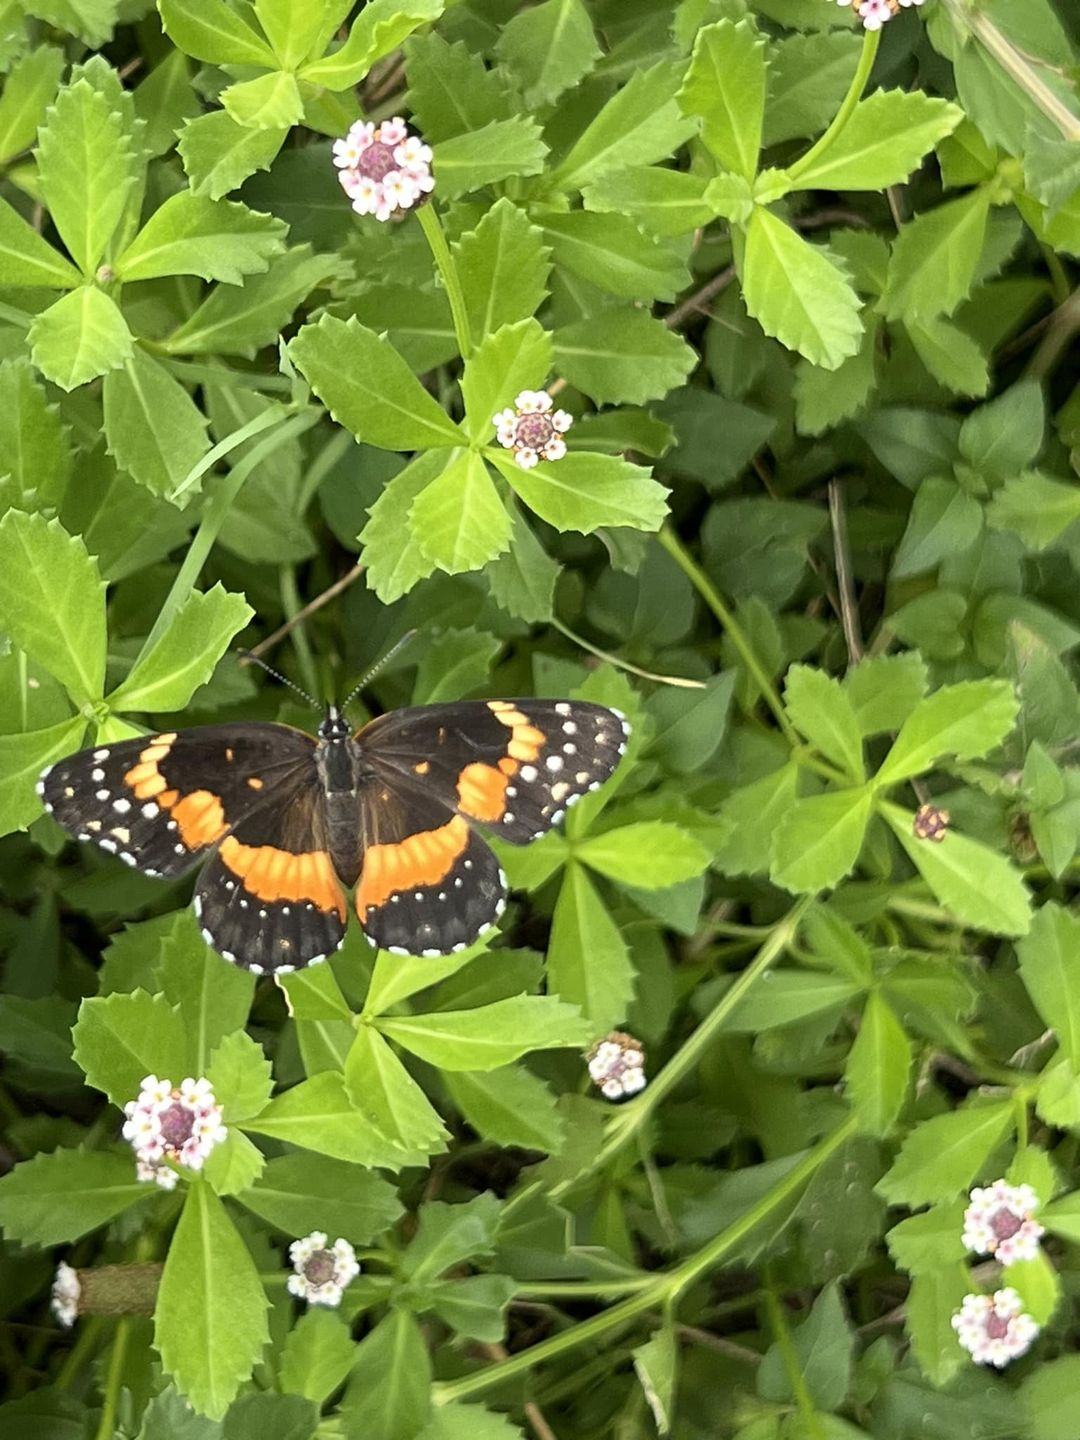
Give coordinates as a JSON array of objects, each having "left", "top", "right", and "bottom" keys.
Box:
[
  {"left": 677, "top": 20, "right": 766, "bottom": 180},
  {"left": 254, "top": 0, "right": 326, "bottom": 68},
  {"left": 494, "top": 0, "right": 601, "bottom": 108},
  {"left": 221, "top": 71, "right": 303, "bottom": 131},
  {"left": 724, "top": 972, "right": 861, "bottom": 1032},
  {"left": 1017, "top": 904, "right": 1080, "bottom": 1071},
  {"left": 156, "top": 918, "right": 256, "bottom": 1075},
  {"left": 0, "top": 195, "right": 82, "bottom": 287},
  {"left": 783, "top": 665, "right": 864, "bottom": 781},
  {"left": 428, "top": 1275, "right": 515, "bottom": 1343},
  {"left": 419, "top": 1406, "right": 525, "bottom": 1440},
  {"left": 548, "top": 861, "right": 635, "bottom": 1033},
  {"left": 770, "top": 786, "right": 873, "bottom": 894},
  {"left": 343, "top": 1308, "right": 431, "bottom": 1440},
  {"left": 0, "top": 716, "right": 86, "bottom": 838},
  {"left": 553, "top": 62, "right": 695, "bottom": 191},
  {"left": 553, "top": 310, "right": 696, "bottom": 407},
  {"left": 741, "top": 208, "right": 862, "bottom": 370},
  {"left": 159, "top": 0, "right": 277, "bottom": 65},
  {"left": 409, "top": 451, "right": 511, "bottom": 575},
  {"left": 179, "top": 111, "right": 287, "bottom": 200},
  {"left": 844, "top": 654, "right": 928, "bottom": 736},
  {"left": 486, "top": 507, "right": 559, "bottom": 624},
  {"left": 401, "top": 1192, "right": 501, "bottom": 1284},
  {"left": 461, "top": 318, "right": 551, "bottom": 445},
  {"left": 165, "top": 248, "right": 336, "bottom": 357},
  {"left": 244, "top": 1072, "right": 409, "bottom": 1168},
  {"left": 959, "top": 381, "right": 1045, "bottom": 477},
  {"left": 302, "top": 0, "right": 445, "bottom": 91},
  {"left": 36, "top": 75, "right": 141, "bottom": 276},
  {"left": 763, "top": 30, "right": 860, "bottom": 147},
  {"left": 582, "top": 165, "right": 713, "bottom": 238},
  {"left": 444, "top": 1065, "right": 564, "bottom": 1153},
  {"left": 499, "top": 452, "right": 668, "bottom": 535},
  {"left": 110, "top": 585, "right": 252, "bottom": 712},
  {"left": 905, "top": 1264, "right": 971, "bottom": 1387},
  {"left": 203, "top": 1129, "right": 265, "bottom": 1198},
  {"left": 882, "top": 187, "right": 992, "bottom": 322},
  {"left": 793, "top": 316, "right": 880, "bottom": 436},
  {"left": 886, "top": 1199, "right": 968, "bottom": 1275},
  {"left": 453, "top": 198, "right": 551, "bottom": 343},
  {"left": 633, "top": 1325, "right": 677, "bottom": 1436},
  {"left": 116, "top": 193, "right": 286, "bottom": 284},
  {"left": 792, "top": 91, "right": 962, "bottom": 190},
  {"left": 403, "top": 32, "right": 511, "bottom": 141},
  {"left": 343, "top": 1025, "right": 449, "bottom": 1163},
  {"left": 0, "top": 357, "right": 71, "bottom": 510},
  {"left": 155, "top": 1181, "right": 270, "bottom": 1420},
  {"left": 413, "top": 625, "right": 500, "bottom": 704},
  {"left": 291, "top": 316, "right": 464, "bottom": 450},
  {"left": 759, "top": 1281, "right": 851, "bottom": 1411},
  {"left": 433, "top": 117, "right": 548, "bottom": 200},
  {"left": 360, "top": 453, "right": 442, "bottom": 603},
  {"left": 877, "top": 1099, "right": 1015, "bottom": 1206},
  {"left": 0, "top": 510, "right": 106, "bottom": 704},
  {"left": 844, "top": 991, "right": 911, "bottom": 1137},
  {"left": 376, "top": 995, "right": 591, "bottom": 1070},
  {"left": 0, "top": 1149, "right": 148, "bottom": 1245},
  {"left": 874, "top": 680, "right": 1018, "bottom": 787},
  {"left": 906, "top": 315, "right": 990, "bottom": 399},
  {"left": 543, "top": 211, "right": 689, "bottom": 302},
  {"left": 1004, "top": 1248, "right": 1061, "bottom": 1327},
  {"left": 206, "top": 1032, "right": 272, "bottom": 1126},
  {"left": 577, "top": 821, "right": 711, "bottom": 889},
  {"left": 0, "top": 45, "right": 64, "bottom": 167},
  {"left": 238, "top": 1154, "right": 403, "bottom": 1242},
  {"left": 72, "top": 989, "right": 188, "bottom": 1107},
  {"left": 1021, "top": 1357, "right": 1080, "bottom": 1440},
  {"left": 103, "top": 346, "right": 210, "bottom": 502},
  {"left": 892, "top": 476, "right": 984, "bottom": 578},
  {"left": 279, "top": 1309, "right": 357, "bottom": 1405},
  {"left": 987, "top": 470, "right": 1080, "bottom": 551},
  {"left": 714, "top": 762, "right": 798, "bottom": 878},
  {"left": 29, "top": 285, "right": 134, "bottom": 391},
  {"left": 882, "top": 802, "right": 1031, "bottom": 937}
]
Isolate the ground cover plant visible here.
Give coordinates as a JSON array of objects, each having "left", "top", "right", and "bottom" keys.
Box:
[{"left": 1, "top": 0, "right": 1080, "bottom": 1435}]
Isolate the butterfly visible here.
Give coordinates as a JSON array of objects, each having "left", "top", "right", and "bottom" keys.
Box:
[{"left": 38, "top": 699, "right": 629, "bottom": 976}]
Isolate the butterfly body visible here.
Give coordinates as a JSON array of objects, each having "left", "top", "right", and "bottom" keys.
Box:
[{"left": 39, "top": 698, "right": 628, "bottom": 976}]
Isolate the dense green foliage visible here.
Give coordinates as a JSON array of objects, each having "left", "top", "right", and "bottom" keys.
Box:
[{"left": 1, "top": 0, "right": 1080, "bottom": 1436}]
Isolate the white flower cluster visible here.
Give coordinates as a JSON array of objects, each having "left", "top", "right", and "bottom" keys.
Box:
[
  {"left": 952, "top": 1288, "right": 1039, "bottom": 1367},
  {"left": 333, "top": 117, "right": 434, "bottom": 221},
  {"left": 51, "top": 1261, "right": 80, "bottom": 1328},
  {"left": 494, "top": 390, "right": 573, "bottom": 470},
  {"left": 587, "top": 1032, "right": 647, "bottom": 1101},
  {"left": 122, "top": 1075, "right": 227, "bottom": 1187},
  {"left": 287, "top": 1232, "right": 360, "bottom": 1308},
  {"left": 835, "top": 0, "right": 923, "bottom": 29},
  {"left": 962, "top": 1179, "right": 1044, "bottom": 1266}
]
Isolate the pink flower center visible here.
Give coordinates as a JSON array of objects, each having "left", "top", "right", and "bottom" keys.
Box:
[
  {"left": 356, "top": 142, "right": 399, "bottom": 183},
  {"left": 303, "top": 1250, "right": 337, "bottom": 1286},
  {"left": 158, "top": 1102, "right": 194, "bottom": 1148},
  {"left": 985, "top": 1311, "right": 1010, "bottom": 1341},
  {"left": 990, "top": 1207, "right": 1023, "bottom": 1241},
  {"left": 515, "top": 414, "right": 555, "bottom": 450}
]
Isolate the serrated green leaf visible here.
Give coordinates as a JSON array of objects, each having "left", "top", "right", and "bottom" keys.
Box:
[
  {"left": 582, "top": 165, "right": 713, "bottom": 238},
  {"left": 116, "top": 193, "right": 287, "bottom": 284},
  {"left": 433, "top": 116, "right": 548, "bottom": 200},
  {"left": 453, "top": 199, "right": 551, "bottom": 343},
  {"left": 886, "top": 1199, "right": 967, "bottom": 1275},
  {"left": 677, "top": 20, "right": 766, "bottom": 180},
  {"left": 0, "top": 45, "right": 64, "bottom": 167},
  {"left": 740, "top": 207, "right": 862, "bottom": 369},
  {"left": 845, "top": 991, "right": 911, "bottom": 1137},
  {"left": 110, "top": 585, "right": 252, "bottom": 712},
  {"left": 0, "top": 357, "right": 71, "bottom": 510},
  {"left": 428, "top": 1275, "right": 515, "bottom": 1343},
  {"left": 73, "top": 989, "right": 188, "bottom": 1107},
  {"left": 279, "top": 1309, "right": 357, "bottom": 1404},
  {"left": 244, "top": 1071, "right": 411, "bottom": 1168},
  {"left": 724, "top": 971, "right": 861, "bottom": 1032},
  {"left": 159, "top": 0, "right": 277, "bottom": 65},
  {"left": 554, "top": 62, "right": 695, "bottom": 191},
  {"left": 783, "top": 665, "right": 864, "bottom": 781},
  {"left": 206, "top": 1032, "right": 272, "bottom": 1126},
  {"left": 178, "top": 111, "right": 287, "bottom": 200},
  {"left": 494, "top": 0, "right": 600, "bottom": 108},
  {"left": 403, "top": 32, "right": 511, "bottom": 141},
  {"left": 0, "top": 1149, "right": 148, "bottom": 1245},
  {"left": 486, "top": 507, "right": 558, "bottom": 624},
  {"left": 0, "top": 194, "right": 82, "bottom": 287},
  {"left": 410, "top": 451, "right": 511, "bottom": 575},
  {"left": 770, "top": 786, "right": 873, "bottom": 894},
  {"left": 255, "top": 0, "right": 326, "bottom": 68},
  {"left": 302, "top": 0, "right": 444, "bottom": 91},
  {"left": 554, "top": 309, "right": 696, "bottom": 407},
  {"left": 28, "top": 285, "right": 133, "bottom": 391},
  {"left": 844, "top": 654, "right": 929, "bottom": 737},
  {"left": 221, "top": 71, "right": 303, "bottom": 131},
  {"left": 906, "top": 314, "right": 990, "bottom": 398},
  {"left": 445, "top": 1065, "right": 563, "bottom": 1153},
  {"left": 548, "top": 861, "right": 634, "bottom": 1033},
  {"left": 360, "top": 453, "right": 443, "bottom": 603},
  {"left": 0, "top": 716, "right": 86, "bottom": 838},
  {"left": 377, "top": 995, "right": 591, "bottom": 1070},
  {"left": 238, "top": 1153, "right": 403, "bottom": 1242},
  {"left": 543, "top": 211, "right": 689, "bottom": 302},
  {"left": 987, "top": 470, "right": 1080, "bottom": 550},
  {"left": 498, "top": 451, "right": 668, "bottom": 535},
  {"left": 792, "top": 91, "right": 963, "bottom": 191},
  {"left": 1017, "top": 904, "right": 1080, "bottom": 1071},
  {"left": 882, "top": 187, "right": 992, "bottom": 322},
  {"left": 892, "top": 475, "right": 984, "bottom": 578},
  {"left": 577, "top": 821, "right": 711, "bottom": 889},
  {"left": 461, "top": 318, "right": 551, "bottom": 444},
  {"left": 155, "top": 918, "right": 256, "bottom": 1076},
  {"left": 343, "top": 1308, "right": 432, "bottom": 1440},
  {"left": 155, "top": 1181, "right": 270, "bottom": 1420},
  {"left": 877, "top": 1099, "right": 1014, "bottom": 1206},
  {"left": 165, "top": 248, "right": 336, "bottom": 357},
  {"left": 905, "top": 1264, "right": 971, "bottom": 1387},
  {"left": 763, "top": 30, "right": 860, "bottom": 147},
  {"left": 401, "top": 1191, "right": 502, "bottom": 1283},
  {"left": 103, "top": 346, "right": 210, "bottom": 502},
  {"left": 875, "top": 680, "right": 1018, "bottom": 787},
  {"left": 344, "top": 1025, "right": 449, "bottom": 1162}
]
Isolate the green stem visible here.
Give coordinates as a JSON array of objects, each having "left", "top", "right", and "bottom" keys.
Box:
[
  {"left": 432, "top": 1114, "right": 858, "bottom": 1406},
  {"left": 0, "top": 300, "right": 32, "bottom": 329},
  {"left": 416, "top": 203, "right": 473, "bottom": 358},
  {"left": 130, "top": 411, "right": 319, "bottom": 672},
  {"left": 279, "top": 566, "right": 320, "bottom": 700},
  {"left": 160, "top": 357, "right": 294, "bottom": 393},
  {"left": 551, "top": 617, "right": 707, "bottom": 690},
  {"left": 94, "top": 1319, "right": 130, "bottom": 1440},
  {"left": 557, "top": 899, "right": 812, "bottom": 1190},
  {"left": 787, "top": 28, "right": 881, "bottom": 185},
  {"left": 656, "top": 526, "right": 798, "bottom": 745},
  {"left": 171, "top": 404, "right": 289, "bottom": 504},
  {"left": 763, "top": 1272, "right": 827, "bottom": 1440},
  {"left": 519, "top": 1277, "right": 654, "bottom": 1300},
  {"left": 55, "top": 1316, "right": 103, "bottom": 1390}
]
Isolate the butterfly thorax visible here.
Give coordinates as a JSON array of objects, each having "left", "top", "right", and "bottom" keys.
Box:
[{"left": 316, "top": 708, "right": 368, "bottom": 883}]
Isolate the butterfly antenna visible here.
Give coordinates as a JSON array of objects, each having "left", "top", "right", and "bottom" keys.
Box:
[
  {"left": 341, "top": 630, "right": 418, "bottom": 711},
  {"left": 238, "top": 651, "right": 321, "bottom": 711}
]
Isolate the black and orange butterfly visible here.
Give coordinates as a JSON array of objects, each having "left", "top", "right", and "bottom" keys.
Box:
[{"left": 38, "top": 699, "right": 629, "bottom": 976}]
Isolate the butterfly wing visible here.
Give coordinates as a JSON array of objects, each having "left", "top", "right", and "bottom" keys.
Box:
[
  {"left": 39, "top": 723, "right": 317, "bottom": 879},
  {"left": 357, "top": 699, "right": 630, "bottom": 846},
  {"left": 353, "top": 776, "right": 505, "bottom": 956},
  {"left": 194, "top": 777, "right": 348, "bottom": 975}
]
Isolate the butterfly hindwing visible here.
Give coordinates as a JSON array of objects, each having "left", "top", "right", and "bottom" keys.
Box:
[
  {"left": 357, "top": 699, "right": 629, "bottom": 846},
  {"left": 39, "top": 723, "right": 317, "bottom": 879},
  {"left": 355, "top": 778, "right": 505, "bottom": 956},
  {"left": 195, "top": 777, "right": 347, "bottom": 975}
]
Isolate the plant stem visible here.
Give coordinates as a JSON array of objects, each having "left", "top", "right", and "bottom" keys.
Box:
[
  {"left": 0, "top": 300, "right": 32, "bottom": 329},
  {"left": 279, "top": 566, "right": 320, "bottom": 700},
  {"left": 94, "top": 1319, "right": 130, "bottom": 1440},
  {"left": 763, "top": 1271, "right": 827, "bottom": 1440},
  {"left": 656, "top": 526, "right": 798, "bottom": 745},
  {"left": 416, "top": 203, "right": 473, "bottom": 358},
  {"left": 171, "top": 403, "right": 289, "bottom": 504},
  {"left": 432, "top": 1113, "right": 858, "bottom": 1406},
  {"left": 787, "top": 29, "right": 881, "bottom": 185}
]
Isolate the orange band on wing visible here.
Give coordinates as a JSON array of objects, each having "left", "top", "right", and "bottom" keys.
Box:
[
  {"left": 357, "top": 815, "right": 469, "bottom": 914},
  {"left": 456, "top": 762, "right": 509, "bottom": 822},
  {"left": 487, "top": 700, "right": 544, "bottom": 764},
  {"left": 171, "top": 790, "right": 228, "bottom": 849},
  {"left": 219, "top": 838, "right": 347, "bottom": 919}
]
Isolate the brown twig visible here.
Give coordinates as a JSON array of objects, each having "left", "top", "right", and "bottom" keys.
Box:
[
  {"left": 664, "top": 265, "right": 736, "bottom": 329},
  {"left": 480, "top": 1344, "right": 559, "bottom": 1440},
  {"left": 244, "top": 561, "right": 365, "bottom": 660},
  {"left": 828, "top": 479, "right": 863, "bottom": 664},
  {"left": 675, "top": 1323, "right": 762, "bottom": 1366}
]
